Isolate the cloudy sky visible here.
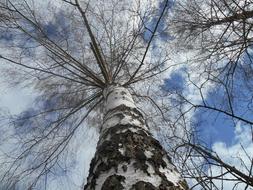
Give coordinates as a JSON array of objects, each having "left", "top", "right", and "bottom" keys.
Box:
[
  {"left": 0, "top": 0, "right": 252, "bottom": 189},
  {"left": 1, "top": 51, "right": 252, "bottom": 190}
]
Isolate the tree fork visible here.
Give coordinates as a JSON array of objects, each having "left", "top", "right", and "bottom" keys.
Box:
[{"left": 84, "top": 85, "right": 188, "bottom": 190}]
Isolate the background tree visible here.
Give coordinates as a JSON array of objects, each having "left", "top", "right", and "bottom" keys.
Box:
[{"left": 167, "top": 0, "right": 253, "bottom": 189}]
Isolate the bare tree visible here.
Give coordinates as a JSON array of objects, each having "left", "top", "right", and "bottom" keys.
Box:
[
  {"left": 167, "top": 1, "right": 253, "bottom": 189},
  {"left": 170, "top": 0, "right": 253, "bottom": 80}
]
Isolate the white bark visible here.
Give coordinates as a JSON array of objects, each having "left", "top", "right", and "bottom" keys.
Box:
[{"left": 84, "top": 85, "right": 188, "bottom": 190}]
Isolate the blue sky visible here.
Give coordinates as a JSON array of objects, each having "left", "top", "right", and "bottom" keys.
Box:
[
  {"left": 161, "top": 69, "right": 236, "bottom": 145},
  {"left": 162, "top": 59, "right": 253, "bottom": 147},
  {"left": 143, "top": 0, "right": 174, "bottom": 42}
]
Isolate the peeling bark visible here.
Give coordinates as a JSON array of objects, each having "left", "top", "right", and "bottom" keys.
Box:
[{"left": 84, "top": 85, "right": 188, "bottom": 190}]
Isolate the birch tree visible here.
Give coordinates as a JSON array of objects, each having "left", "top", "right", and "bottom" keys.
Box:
[{"left": 0, "top": 0, "right": 188, "bottom": 189}]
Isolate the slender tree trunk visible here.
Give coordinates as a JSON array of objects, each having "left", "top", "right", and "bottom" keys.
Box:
[{"left": 84, "top": 85, "right": 188, "bottom": 190}]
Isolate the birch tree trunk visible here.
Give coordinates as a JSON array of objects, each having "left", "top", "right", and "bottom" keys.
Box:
[{"left": 84, "top": 85, "right": 188, "bottom": 190}]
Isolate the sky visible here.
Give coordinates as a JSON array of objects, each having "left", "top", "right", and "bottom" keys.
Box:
[
  {"left": 1, "top": 59, "right": 252, "bottom": 190},
  {"left": 161, "top": 55, "right": 253, "bottom": 190},
  {"left": 1, "top": 49, "right": 252, "bottom": 190},
  {"left": 0, "top": 0, "right": 252, "bottom": 189}
]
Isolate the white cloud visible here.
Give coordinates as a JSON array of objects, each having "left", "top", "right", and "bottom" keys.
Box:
[
  {"left": 209, "top": 122, "right": 253, "bottom": 190},
  {"left": 0, "top": 85, "right": 35, "bottom": 115}
]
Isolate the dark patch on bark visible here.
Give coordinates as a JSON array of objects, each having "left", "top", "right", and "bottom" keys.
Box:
[
  {"left": 122, "top": 165, "right": 128, "bottom": 172},
  {"left": 101, "top": 175, "right": 125, "bottom": 190},
  {"left": 130, "top": 181, "right": 157, "bottom": 190},
  {"left": 151, "top": 152, "right": 167, "bottom": 168},
  {"left": 120, "top": 91, "right": 127, "bottom": 95},
  {"left": 104, "top": 104, "right": 144, "bottom": 122},
  {"left": 129, "top": 181, "right": 186, "bottom": 190},
  {"left": 130, "top": 181, "right": 184, "bottom": 190}
]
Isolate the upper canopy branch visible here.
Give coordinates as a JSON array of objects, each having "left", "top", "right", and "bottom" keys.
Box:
[
  {"left": 125, "top": 0, "right": 170, "bottom": 86},
  {"left": 74, "top": 0, "right": 112, "bottom": 84}
]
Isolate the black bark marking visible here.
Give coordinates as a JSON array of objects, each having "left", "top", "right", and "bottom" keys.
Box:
[
  {"left": 120, "top": 91, "right": 127, "bottom": 95},
  {"left": 122, "top": 165, "right": 128, "bottom": 172},
  {"left": 130, "top": 181, "right": 156, "bottom": 190},
  {"left": 101, "top": 175, "right": 125, "bottom": 190}
]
